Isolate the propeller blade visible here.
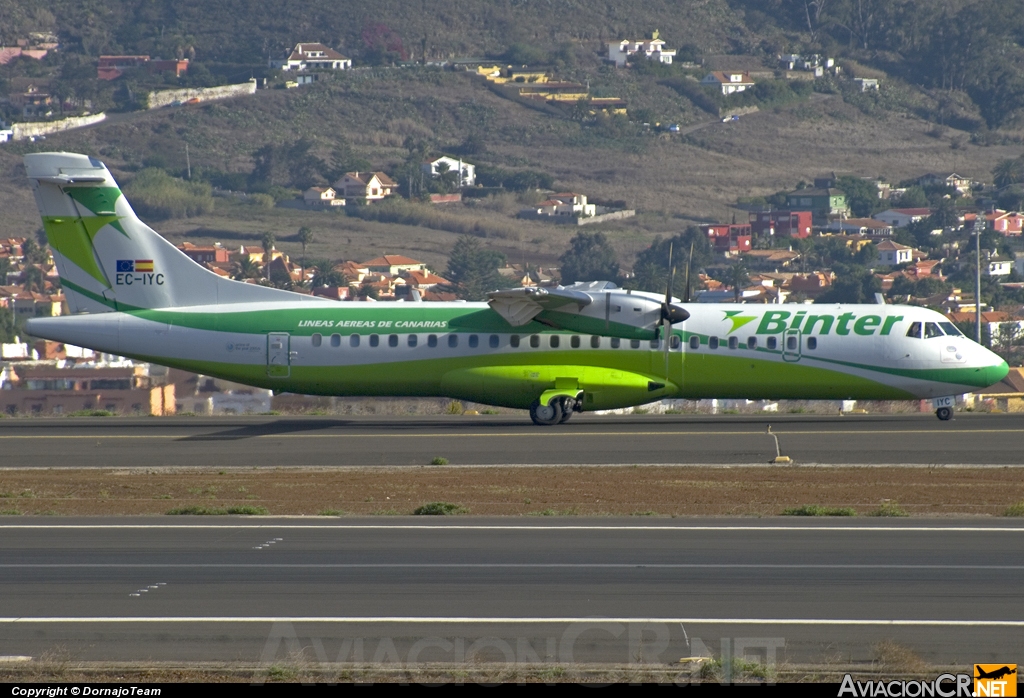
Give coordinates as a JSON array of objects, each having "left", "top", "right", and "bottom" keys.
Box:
[
  {"left": 665, "top": 241, "right": 674, "bottom": 308},
  {"left": 684, "top": 240, "right": 694, "bottom": 303},
  {"left": 663, "top": 316, "right": 670, "bottom": 378}
]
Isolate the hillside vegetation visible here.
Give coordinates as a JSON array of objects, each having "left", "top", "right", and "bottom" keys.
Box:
[{"left": 2, "top": 0, "right": 1023, "bottom": 271}]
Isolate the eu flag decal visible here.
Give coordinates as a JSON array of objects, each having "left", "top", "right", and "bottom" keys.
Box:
[{"left": 116, "top": 260, "right": 134, "bottom": 273}]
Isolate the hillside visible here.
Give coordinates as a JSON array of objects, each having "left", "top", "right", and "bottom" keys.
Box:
[{"left": 1, "top": 66, "right": 1020, "bottom": 271}]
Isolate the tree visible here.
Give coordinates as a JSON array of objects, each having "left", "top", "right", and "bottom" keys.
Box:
[
  {"left": 297, "top": 227, "right": 314, "bottom": 264},
  {"left": 558, "top": 232, "right": 620, "bottom": 284},
  {"left": 729, "top": 260, "right": 751, "bottom": 302},
  {"left": 444, "top": 236, "right": 505, "bottom": 301},
  {"left": 928, "top": 199, "right": 959, "bottom": 230},
  {"left": 837, "top": 175, "right": 883, "bottom": 218},
  {"left": 232, "top": 256, "right": 261, "bottom": 281},
  {"left": 629, "top": 227, "right": 711, "bottom": 299},
  {"left": 993, "top": 158, "right": 1024, "bottom": 189},
  {"left": 260, "top": 232, "right": 276, "bottom": 264},
  {"left": 0, "top": 306, "right": 17, "bottom": 343},
  {"left": 308, "top": 259, "right": 345, "bottom": 288},
  {"left": 268, "top": 267, "right": 294, "bottom": 291},
  {"left": 20, "top": 265, "right": 46, "bottom": 294}
]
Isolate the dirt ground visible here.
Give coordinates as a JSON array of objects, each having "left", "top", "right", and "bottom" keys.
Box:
[{"left": 1, "top": 465, "right": 1022, "bottom": 517}]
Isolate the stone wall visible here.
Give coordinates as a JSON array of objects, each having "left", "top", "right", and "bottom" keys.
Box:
[
  {"left": 11, "top": 113, "right": 106, "bottom": 140},
  {"left": 147, "top": 80, "right": 257, "bottom": 109}
]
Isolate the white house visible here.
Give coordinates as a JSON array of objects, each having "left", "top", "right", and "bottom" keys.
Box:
[
  {"left": 607, "top": 31, "right": 677, "bottom": 68},
  {"left": 522, "top": 193, "right": 596, "bottom": 218},
  {"left": 701, "top": 71, "right": 754, "bottom": 95},
  {"left": 333, "top": 172, "right": 397, "bottom": 202},
  {"left": 853, "top": 78, "right": 879, "bottom": 91},
  {"left": 824, "top": 218, "right": 894, "bottom": 237},
  {"left": 987, "top": 255, "right": 1013, "bottom": 277},
  {"left": 271, "top": 43, "right": 351, "bottom": 71},
  {"left": 875, "top": 239, "right": 914, "bottom": 266},
  {"left": 422, "top": 156, "right": 475, "bottom": 187},
  {"left": 874, "top": 208, "right": 932, "bottom": 228},
  {"left": 303, "top": 186, "right": 344, "bottom": 207}
]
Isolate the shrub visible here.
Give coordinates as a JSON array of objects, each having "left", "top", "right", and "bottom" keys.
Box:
[
  {"left": 413, "top": 502, "right": 468, "bottom": 515},
  {"left": 1004, "top": 501, "right": 1024, "bottom": 517},
  {"left": 226, "top": 505, "right": 269, "bottom": 515},
  {"left": 430, "top": 457, "right": 449, "bottom": 465},
  {"left": 123, "top": 168, "right": 215, "bottom": 220},
  {"left": 318, "top": 509, "right": 345, "bottom": 516},
  {"left": 869, "top": 501, "right": 909, "bottom": 517},
  {"left": 67, "top": 409, "right": 115, "bottom": 417},
  {"left": 782, "top": 505, "right": 857, "bottom": 516}
]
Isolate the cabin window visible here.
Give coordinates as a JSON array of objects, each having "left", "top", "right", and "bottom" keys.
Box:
[
  {"left": 348, "top": 334, "right": 359, "bottom": 347},
  {"left": 408, "top": 334, "right": 418, "bottom": 347},
  {"left": 550, "top": 335, "right": 560, "bottom": 348},
  {"left": 670, "top": 335, "right": 681, "bottom": 349},
  {"left": 530, "top": 335, "right": 540, "bottom": 348},
  {"left": 708, "top": 336, "right": 719, "bottom": 349},
  {"left": 369, "top": 334, "right": 380, "bottom": 347},
  {"left": 767, "top": 337, "right": 777, "bottom": 350},
  {"left": 728, "top": 336, "right": 739, "bottom": 350},
  {"left": 388, "top": 334, "right": 398, "bottom": 347},
  {"left": 747, "top": 336, "right": 757, "bottom": 349},
  {"left": 630, "top": 339, "right": 641, "bottom": 349},
  {"left": 311, "top": 333, "right": 322, "bottom": 347},
  {"left": 448, "top": 334, "right": 459, "bottom": 348},
  {"left": 924, "top": 322, "right": 943, "bottom": 339},
  {"left": 510, "top": 335, "right": 520, "bottom": 348},
  {"left": 650, "top": 339, "right": 660, "bottom": 349},
  {"left": 611, "top": 337, "right": 621, "bottom": 348},
  {"left": 489, "top": 334, "right": 500, "bottom": 348},
  {"left": 786, "top": 336, "right": 798, "bottom": 350},
  {"left": 906, "top": 322, "right": 922, "bottom": 339},
  {"left": 590, "top": 336, "right": 601, "bottom": 348},
  {"left": 807, "top": 337, "right": 818, "bottom": 350},
  {"left": 939, "top": 322, "right": 964, "bottom": 337},
  {"left": 689, "top": 336, "right": 700, "bottom": 350},
  {"left": 428, "top": 334, "right": 438, "bottom": 348},
  {"left": 571, "top": 335, "right": 581, "bottom": 349},
  {"left": 469, "top": 334, "right": 479, "bottom": 348}
]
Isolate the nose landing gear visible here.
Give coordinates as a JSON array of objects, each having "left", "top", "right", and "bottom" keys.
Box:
[{"left": 932, "top": 396, "right": 955, "bottom": 421}]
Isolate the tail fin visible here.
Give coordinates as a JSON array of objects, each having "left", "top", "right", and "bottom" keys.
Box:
[{"left": 26, "top": 152, "right": 319, "bottom": 313}]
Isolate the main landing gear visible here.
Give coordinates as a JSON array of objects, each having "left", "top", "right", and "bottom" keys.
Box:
[
  {"left": 530, "top": 397, "right": 580, "bottom": 426},
  {"left": 935, "top": 406, "right": 953, "bottom": 421}
]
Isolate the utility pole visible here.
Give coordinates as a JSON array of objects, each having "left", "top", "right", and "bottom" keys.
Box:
[
  {"left": 974, "top": 216, "right": 984, "bottom": 344},
  {"left": 185, "top": 143, "right": 191, "bottom": 180}
]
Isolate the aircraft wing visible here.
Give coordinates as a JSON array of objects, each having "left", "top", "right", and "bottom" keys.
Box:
[
  {"left": 487, "top": 287, "right": 592, "bottom": 327},
  {"left": 487, "top": 283, "right": 688, "bottom": 340}
]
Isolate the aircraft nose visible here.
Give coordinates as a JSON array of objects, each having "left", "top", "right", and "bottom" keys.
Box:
[{"left": 981, "top": 357, "right": 1010, "bottom": 387}]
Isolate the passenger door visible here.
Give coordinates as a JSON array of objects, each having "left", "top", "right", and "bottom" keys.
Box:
[
  {"left": 266, "top": 332, "right": 291, "bottom": 378},
  {"left": 782, "top": 328, "right": 802, "bottom": 362}
]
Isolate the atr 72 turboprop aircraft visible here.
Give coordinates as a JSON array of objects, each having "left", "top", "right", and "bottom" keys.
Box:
[{"left": 23, "top": 153, "right": 1008, "bottom": 424}]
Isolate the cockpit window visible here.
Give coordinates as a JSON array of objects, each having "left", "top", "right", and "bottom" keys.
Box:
[
  {"left": 939, "top": 322, "right": 964, "bottom": 337},
  {"left": 906, "top": 322, "right": 922, "bottom": 339},
  {"left": 924, "top": 322, "right": 943, "bottom": 338}
]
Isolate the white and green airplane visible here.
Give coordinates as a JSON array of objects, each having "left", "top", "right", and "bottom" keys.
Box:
[{"left": 23, "top": 152, "right": 1008, "bottom": 424}]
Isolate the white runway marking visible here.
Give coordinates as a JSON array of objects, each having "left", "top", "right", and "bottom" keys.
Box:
[
  {"left": 1, "top": 524, "right": 1023, "bottom": 532},
  {"left": 2, "top": 560, "right": 1024, "bottom": 564},
  {"left": 1, "top": 617, "right": 1022, "bottom": 627}
]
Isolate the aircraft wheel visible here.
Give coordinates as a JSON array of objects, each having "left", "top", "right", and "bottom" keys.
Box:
[
  {"left": 558, "top": 397, "right": 576, "bottom": 423},
  {"left": 530, "top": 399, "right": 563, "bottom": 426},
  {"left": 936, "top": 407, "right": 953, "bottom": 421}
]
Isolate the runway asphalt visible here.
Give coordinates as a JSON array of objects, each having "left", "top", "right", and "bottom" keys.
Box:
[
  {"left": 0, "top": 519, "right": 1021, "bottom": 665},
  {"left": 1, "top": 413, "right": 1024, "bottom": 467}
]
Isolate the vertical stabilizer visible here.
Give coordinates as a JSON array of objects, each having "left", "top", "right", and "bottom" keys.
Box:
[{"left": 25, "top": 152, "right": 321, "bottom": 313}]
